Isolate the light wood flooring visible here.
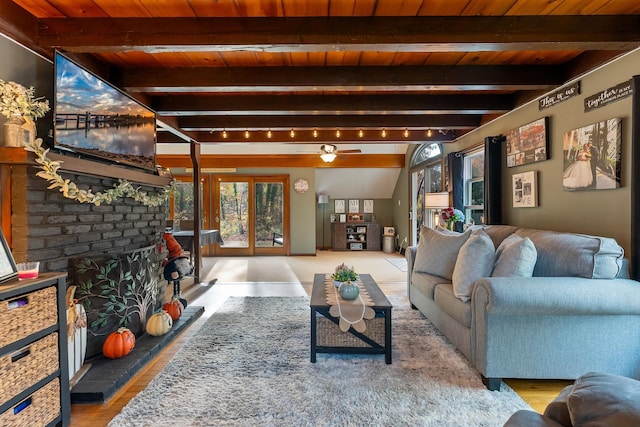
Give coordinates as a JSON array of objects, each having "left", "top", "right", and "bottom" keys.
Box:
[{"left": 69, "top": 252, "right": 569, "bottom": 426}]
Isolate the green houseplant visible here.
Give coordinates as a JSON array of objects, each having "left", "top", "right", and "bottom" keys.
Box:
[{"left": 332, "top": 263, "right": 358, "bottom": 285}]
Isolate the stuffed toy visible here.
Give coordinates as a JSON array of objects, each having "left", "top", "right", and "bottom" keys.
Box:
[{"left": 161, "top": 232, "right": 192, "bottom": 308}]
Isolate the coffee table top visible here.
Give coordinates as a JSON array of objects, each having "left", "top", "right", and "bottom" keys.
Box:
[{"left": 310, "top": 273, "right": 392, "bottom": 309}]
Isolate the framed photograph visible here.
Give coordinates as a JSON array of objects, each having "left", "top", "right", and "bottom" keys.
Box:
[
  {"left": 330, "top": 214, "right": 336, "bottom": 223},
  {"left": 383, "top": 227, "right": 395, "bottom": 235},
  {"left": 562, "top": 117, "right": 622, "bottom": 191},
  {"left": 0, "top": 230, "right": 18, "bottom": 283},
  {"left": 339, "top": 214, "right": 346, "bottom": 223},
  {"left": 363, "top": 199, "right": 374, "bottom": 213},
  {"left": 348, "top": 199, "right": 360, "bottom": 213},
  {"left": 512, "top": 171, "right": 538, "bottom": 208},
  {"left": 506, "top": 117, "right": 549, "bottom": 168},
  {"left": 334, "top": 199, "right": 345, "bottom": 214}
]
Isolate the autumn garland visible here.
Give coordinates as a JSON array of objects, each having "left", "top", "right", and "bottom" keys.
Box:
[{"left": 23, "top": 137, "right": 176, "bottom": 206}]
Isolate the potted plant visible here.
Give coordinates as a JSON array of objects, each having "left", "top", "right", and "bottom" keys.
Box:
[{"left": 332, "top": 263, "right": 358, "bottom": 287}]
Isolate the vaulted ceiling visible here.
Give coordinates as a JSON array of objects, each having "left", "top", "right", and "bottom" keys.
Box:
[{"left": 2, "top": 0, "right": 640, "bottom": 168}]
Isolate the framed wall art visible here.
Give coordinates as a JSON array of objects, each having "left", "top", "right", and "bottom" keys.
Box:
[
  {"left": 512, "top": 171, "right": 538, "bottom": 208},
  {"left": 562, "top": 117, "right": 621, "bottom": 191},
  {"left": 348, "top": 199, "right": 360, "bottom": 213},
  {"left": 334, "top": 199, "right": 345, "bottom": 213},
  {"left": 506, "top": 117, "right": 549, "bottom": 168},
  {"left": 363, "top": 199, "right": 374, "bottom": 213},
  {"left": 0, "top": 230, "right": 18, "bottom": 283}
]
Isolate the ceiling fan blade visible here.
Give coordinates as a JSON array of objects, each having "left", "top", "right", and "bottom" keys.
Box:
[{"left": 337, "top": 149, "right": 362, "bottom": 154}]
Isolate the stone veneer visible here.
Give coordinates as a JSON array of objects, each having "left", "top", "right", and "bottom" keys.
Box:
[{"left": 9, "top": 165, "right": 167, "bottom": 272}]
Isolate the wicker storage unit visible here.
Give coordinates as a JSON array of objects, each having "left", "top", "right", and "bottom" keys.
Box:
[
  {"left": 0, "top": 273, "right": 71, "bottom": 427},
  {"left": 316, "top": 316, "right": 386, "bottom": 347}
]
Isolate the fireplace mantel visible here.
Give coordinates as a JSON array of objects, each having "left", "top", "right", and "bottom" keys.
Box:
[{"left": 0, "top": 147, "right": 171, "bottom": 188}]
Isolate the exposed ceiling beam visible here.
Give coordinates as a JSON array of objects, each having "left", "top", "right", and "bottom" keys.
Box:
[
  {"left": 119, "top": 65, "right": 563, "bottom": 93},
  {"left": 152, "top": 94, "right": 513, "bottom": 116},
  {"left": 37, "top": 16, "right": 640, "bottom": 53},
  {"left": 157, "top": 153, "right": 406, "bottom": 168},
  {"left": 0, "top": 0, "right": 43, "bottom": 56},
  {"left": 178, "top": 114, "right": 481, "bottom": 130},
  {"left": 156, "top": 129, "right": 463, "bottom": 144}
]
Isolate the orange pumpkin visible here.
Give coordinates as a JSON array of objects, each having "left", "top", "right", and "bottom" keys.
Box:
[
  {"left": 163, "top": 298, "right": 184, "bottom": 321},
  {"left": 102, "top": 327, "right": 136, "bottom": 359}
]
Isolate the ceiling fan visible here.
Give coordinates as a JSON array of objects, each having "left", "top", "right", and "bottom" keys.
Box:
[{"left": 319, "top": 144, "right": 361, "bottom": 162}]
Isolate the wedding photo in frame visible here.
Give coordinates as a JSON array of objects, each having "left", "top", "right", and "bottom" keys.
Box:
[
  {"left": 506, "top": 117, "right": 549, "bottom": 168},
  {"left": 562, "top": 117, "right": 622, "bottom": 191},
  {"left": 0, "top": 230, "right": 18, "bottom": 283},
  {"left": 512, "top": 171, "right": 538, "bottom": 208}
]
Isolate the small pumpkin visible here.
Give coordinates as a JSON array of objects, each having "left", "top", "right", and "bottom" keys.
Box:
[
  {"left": 339, "top": 280, "right": 360, "bottom": 300},
  {"left": 146, "top": 310, "right": 173, "bottom": 336},
  {"left": 102, "top": 327, "right": 136, "bottom": 359},
  {"left": 163, "top": 298, "right": 184, "bottom": 321}
]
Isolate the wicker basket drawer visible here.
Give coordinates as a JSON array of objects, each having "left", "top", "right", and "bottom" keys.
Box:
[
  {"left": 317, "top": 316, "right": 386, "bottom": 348},
  {"left": 0, "top": 286, "right": 57, "bottom": 348},
  {"left": 0, "top": 378, "right": 60, "bottom": 427},
  {"left": 0, "top": 333, "right": 59, "bottom": 407}
]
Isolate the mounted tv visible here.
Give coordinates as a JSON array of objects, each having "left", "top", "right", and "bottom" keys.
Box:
[{"left": 54, "top": 51, "right": 156, "bottom": 171}]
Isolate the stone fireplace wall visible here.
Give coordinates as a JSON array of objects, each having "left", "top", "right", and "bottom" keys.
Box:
[{"left": 10, "top": 165, "right": 167, "bottom": 271}]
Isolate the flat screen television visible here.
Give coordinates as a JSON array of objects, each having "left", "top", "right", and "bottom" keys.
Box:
[{"left": 54, "top": 52, "right": 156, "bottom": 171}]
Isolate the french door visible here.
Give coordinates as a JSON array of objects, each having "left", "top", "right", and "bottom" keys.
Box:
[{"left": 212, "top": 175, "right": 288, "bottom": 256}]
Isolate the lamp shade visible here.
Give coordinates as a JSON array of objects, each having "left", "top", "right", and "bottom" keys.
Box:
[
  {"left": 423, "top": 192, "right": 450, "bottom": 208},
  {"left": 318, "top": 194, "right": 329, "bottom": 204},
  {"left": 320, "top": 153, "right": 336, "bottom": 162}
]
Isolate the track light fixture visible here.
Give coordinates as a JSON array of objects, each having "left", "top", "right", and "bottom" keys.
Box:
[
  {"left": 222, "top": 129, "right": 227, "bottom": 139},
  {"left": 267, "top": 129, "right": 272, "bottom": 139},
  {"left": 245, "top": 130, "right": 250, "bottom": 138},
  {"left": 404, "top": 128, "right": 409, "bottom": 138},
  {"left": 313, "top": 128, "right": 318, "bottom": 138},
  {"left": 381, "top": 128, "right": 387, "bottom": 137},
  {"left": 290, "top": 129, "right": 295, "bottom": 138},
  {"left": 359, "top": 129, "right": 364, "bottom": 138},
  {"left": 427, "top": 129, "right": 433, "bottom": 137}
]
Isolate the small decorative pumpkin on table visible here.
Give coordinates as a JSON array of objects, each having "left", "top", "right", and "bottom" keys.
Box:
[
  {"left": 339, "top": 280, "right": 360, "bottom": 300},
  {"left": 102, "top": 327, "right": 136, "bottom": 359}
]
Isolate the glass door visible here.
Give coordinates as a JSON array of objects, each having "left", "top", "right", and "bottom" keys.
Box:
[{"left": 213, "top": 175, "right": 288, "bottom": 256}]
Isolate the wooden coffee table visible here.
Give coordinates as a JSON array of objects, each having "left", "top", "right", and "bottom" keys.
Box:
[{"left": 310, "top": 273, "right": 392, "bottom": 364}]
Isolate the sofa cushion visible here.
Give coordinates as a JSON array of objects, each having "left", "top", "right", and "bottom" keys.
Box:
[
  {"left": 480, "top": 224, "right": 519, "bottom": 249},
  {"left": 452, "top": 229, "right": 495, "bottom": 302},
  {"left": 566, "top": 372, "right": 640, "bottom": 427},
  {"left": 433, "top": 284, "right": 472, "bottom": 327},
  {"left": 543, "top": 384, "right": 573, "bottom": 427},
  {"left": 515, "top": 229, "right": 624, "bottom": 279},
  {"left": 410, "top": 271, "right": 452, "bottom": 301},
  {"left": 413, "top": 226, "right": 472, "bottom": 280},
  {"left": 491, "top": 234, "right": 537, "bottom": 277},
  {"left": 503, "top": 410, "right": 567, "bottom": 427}
]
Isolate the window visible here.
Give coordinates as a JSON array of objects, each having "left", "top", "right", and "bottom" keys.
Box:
[
  {"left": 410, "top": 143, "right": 443, "bottom": 244},
  {"left": 463, "top": 148, "right": 484, "bottom": 225}
]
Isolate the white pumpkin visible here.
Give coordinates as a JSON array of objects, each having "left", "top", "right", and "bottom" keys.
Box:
[{"left": 146, "top": 310, "right": 173, "bottom": 336}]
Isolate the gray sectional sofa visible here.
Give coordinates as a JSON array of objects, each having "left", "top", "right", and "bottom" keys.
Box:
[{"left": 406, "top": 225, "right": 640, "bottom": 390}]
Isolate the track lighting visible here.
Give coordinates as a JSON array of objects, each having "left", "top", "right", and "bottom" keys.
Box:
[
  {"left": 245, "top": 130, "right": 250, "bottom": 138},
  {"left": 267, "top": 129, "right": 272, "bottom": 139},
  {"left": 222, "top": 130, "right": 227, "bottom": 139},
  {"left": 381, "top": 128, "right": 386, "bottom": 138},
  {"left": 359, "top": 129, "right": 364, "bottom": 138},
  {"left": 404, "top": 128, "right": 409, "bottom": 138},
  {"left": 290, "top": 129, "right": 295, "bottom": 138},
  {"left": 427, "top": 129, "right": 433, "bottom": 137},
  {"left": 336, "top": 128, "right": 341, "bottom": 138},
  {"left": 313, "top": 128, "right": 318, "bottom": 138}
]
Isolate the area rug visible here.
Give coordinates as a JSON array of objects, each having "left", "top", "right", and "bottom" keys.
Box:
[
  {"left": 108, "top": 296, "right": 530, "bottom": 427},
  {"left": 386, "top": 256, "right": 408, "bottom": 272}
]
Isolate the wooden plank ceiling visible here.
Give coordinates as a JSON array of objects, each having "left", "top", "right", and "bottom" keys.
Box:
[{"left": 2, "top": 0, "right": 640, "bottom": 165}]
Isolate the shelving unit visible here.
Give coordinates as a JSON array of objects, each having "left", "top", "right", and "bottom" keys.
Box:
[
  {"left": 331, "top": 222, "right": 381, "bottom": 251},
  {"left": 0, "top": 273, "right": 70, "bottom": 427}
]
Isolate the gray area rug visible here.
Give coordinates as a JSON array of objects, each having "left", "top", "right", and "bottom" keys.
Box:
[
  {"left": 108, "top": 296, "right": 530, "bottom": 427},
  {"left": 386, "top": 257, "right": 408, "bottom": 272}
]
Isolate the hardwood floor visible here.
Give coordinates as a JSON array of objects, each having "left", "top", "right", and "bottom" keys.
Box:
[{"left": 69, "top": 253, "right": 569, "bottom": 426}]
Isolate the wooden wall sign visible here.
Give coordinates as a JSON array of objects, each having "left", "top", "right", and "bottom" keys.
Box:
[
  {"left": 584, "top": 80, "right": 633, "bottom": 112},
  {"left": 538, "top": 81, "right": 580, "bottom": 110}
]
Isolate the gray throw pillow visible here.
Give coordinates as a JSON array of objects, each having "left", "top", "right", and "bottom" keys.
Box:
[
  {"left": 491, "top": 234, "right": 537, "bottom": 277},
  {"left": 452, "top": 229, "right": 495, "bottom": 302},
  {"left": 413, "top": 226, "right": 472, "bottom": 280},
  {"left": 567, "top": 372, "right": 640, "bottom": 427}
]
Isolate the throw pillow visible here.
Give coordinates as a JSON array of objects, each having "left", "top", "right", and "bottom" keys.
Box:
[
  {"left": 413, "top": 226, "right": 472, "bottom": 280},
  {"left": 491, "top": 234, "right": 537, "bottom": 277},
  {"left": 567, "top": 372, "right": 640, "bottom": 427},
  {"left": 452, "top": 229, "right": 495, "bottom": 302}
]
